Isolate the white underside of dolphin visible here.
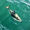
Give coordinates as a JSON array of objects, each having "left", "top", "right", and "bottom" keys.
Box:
[{"left": 12, "top": 14, "right": 22, "bottom": 22}]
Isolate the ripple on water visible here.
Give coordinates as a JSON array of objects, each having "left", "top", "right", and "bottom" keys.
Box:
[{"left": 0, "top": 24, "right": 9, "bottom": 30}]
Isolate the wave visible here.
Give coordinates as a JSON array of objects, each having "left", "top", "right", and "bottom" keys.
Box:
[
  {"left": 0, "top": 24, "right": 9, "bottom": 30},
  {"left": 7, "top": 0, "right": 30, "bottom": 6},
  {"left": 7, "top": 0, "right": 20, "bottom": 3},
  {"left": 21, "top": 1, "right": 30, "bottom": 6}
]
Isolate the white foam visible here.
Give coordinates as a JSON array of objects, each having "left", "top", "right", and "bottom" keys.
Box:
[
  {"left": 14, "top": 1, "right": 20, "bottom": 3},
  {"left": 21, "top": 1, "right": 30, "bottom": 6},
  {"left": 7, "top": 0, "right": 13, "bottom": 3},
  {"left": 7, "top": 0, "right": 20, "bottom": 3},
  {"left": 19, "top": 0, "right": 30, "bottom": 6}
]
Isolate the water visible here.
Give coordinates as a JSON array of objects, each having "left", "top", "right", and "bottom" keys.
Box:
[{"left": 0, "top": 0, "right": 30, "bottom": 30}]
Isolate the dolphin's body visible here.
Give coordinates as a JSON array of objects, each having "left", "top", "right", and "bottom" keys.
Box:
[
  {"left": 6, "top": 6, "right": 22, "bottom": 22},
  {"left": 10, "top": 10, "right": 22, "bottom": 22}
]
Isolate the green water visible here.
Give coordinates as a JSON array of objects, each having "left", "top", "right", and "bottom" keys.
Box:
[{"left": 0, "top": 0, "right": 30, "bottom": 30}]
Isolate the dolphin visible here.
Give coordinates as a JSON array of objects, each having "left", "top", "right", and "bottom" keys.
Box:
[{"left": 6, "top": 6, "right": 22, "bottom": 22}]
